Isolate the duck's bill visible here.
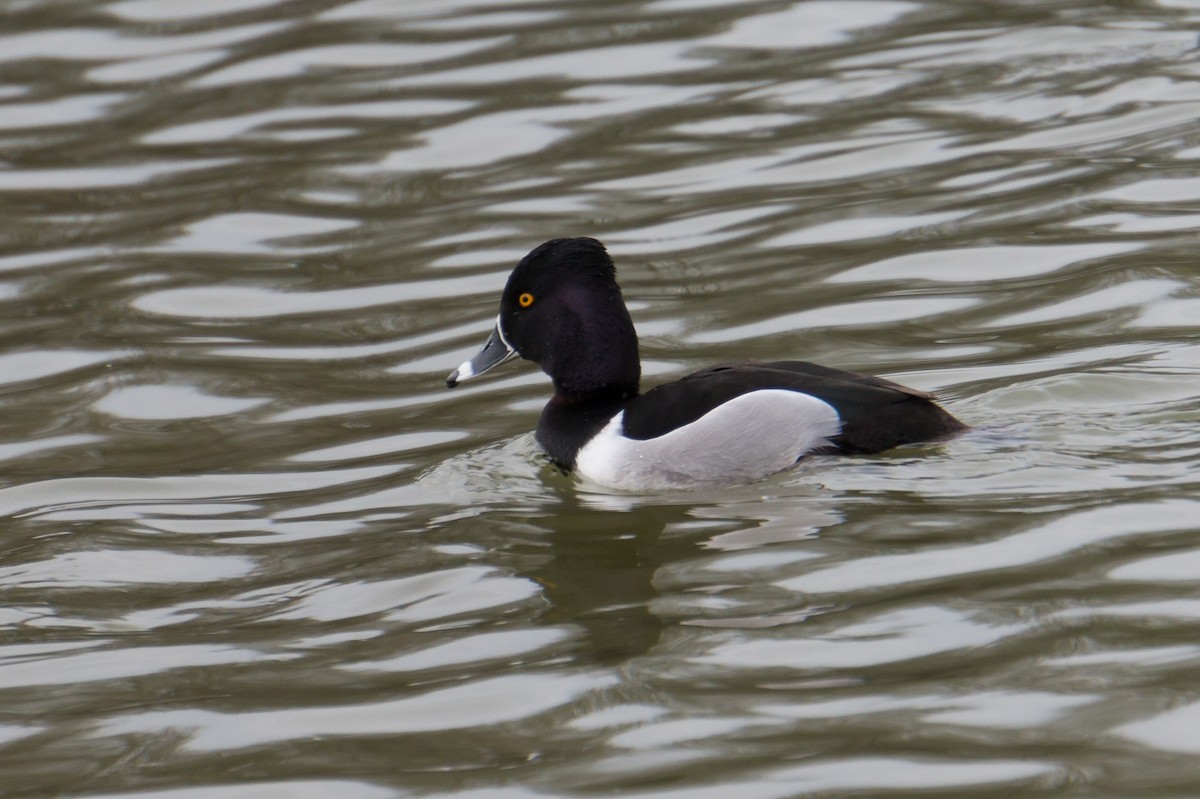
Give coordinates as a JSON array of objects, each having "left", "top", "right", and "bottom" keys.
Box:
[{"left": 446, "top": 322, "right": 517, "bottom": 388}]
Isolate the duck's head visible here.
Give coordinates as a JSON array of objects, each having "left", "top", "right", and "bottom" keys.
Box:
[{"left": 447, "top": 237, "right": 640, "bottom": 397}]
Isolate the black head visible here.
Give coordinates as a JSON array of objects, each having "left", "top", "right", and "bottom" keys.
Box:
[
  {"left": 500, "top": 237, "right": 640, "bottom": 396},
  {"left": 448, "top": 237, "right": 640, "bottom": 397}
]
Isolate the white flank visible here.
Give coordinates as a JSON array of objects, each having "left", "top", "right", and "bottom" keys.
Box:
[{"left": 574, "top": 389, "right": 842, "bottom": 491}]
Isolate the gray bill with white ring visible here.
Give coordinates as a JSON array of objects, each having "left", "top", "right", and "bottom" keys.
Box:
[{"left": 446, "top": 317, "right": 517, "bottom": 388}]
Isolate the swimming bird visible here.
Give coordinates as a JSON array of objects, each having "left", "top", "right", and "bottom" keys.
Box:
[{"left": 447, "top": 237, "right": 966, "bottom": 490}]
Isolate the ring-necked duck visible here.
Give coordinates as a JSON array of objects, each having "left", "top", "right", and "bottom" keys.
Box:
[{"left": 447, "top": 237, "right": 966, "bottom": 490}]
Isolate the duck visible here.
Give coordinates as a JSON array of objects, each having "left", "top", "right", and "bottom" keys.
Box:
[{"left": 446, "top": 237, "right": 966, "bottom": 490}]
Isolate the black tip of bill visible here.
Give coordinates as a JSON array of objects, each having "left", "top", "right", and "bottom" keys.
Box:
[{"left": 446, "top": 322, "right": 516, "bottom": 389}]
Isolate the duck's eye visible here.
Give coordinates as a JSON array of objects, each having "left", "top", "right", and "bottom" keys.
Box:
[{"left": 518, "top": 292, "right": 535, "bottom": 308}]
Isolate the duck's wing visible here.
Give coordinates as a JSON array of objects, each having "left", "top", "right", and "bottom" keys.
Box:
[
  {"left": 756, "top": 360, "right": 938, "bottom": 400},
  {"left": 622, "top": 361, "right": 966, "bottom": 455}
]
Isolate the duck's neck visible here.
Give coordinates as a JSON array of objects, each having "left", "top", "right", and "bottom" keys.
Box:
[
  {"left": 551, "top": 374, "right": 639, "bottom": 401},
  {"left": 546, "top": 287, "right": 641, "bottom": 398},
  {"left": 537, "top": 390, "right": 631, "bottom": 469},
  {"left": 535, "top": 282, "right": 641, "bottom": 467}
]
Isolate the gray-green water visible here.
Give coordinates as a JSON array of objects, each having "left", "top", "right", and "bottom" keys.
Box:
[{"left": 2, "top": 0, "right": 1200, "bottom": 796}]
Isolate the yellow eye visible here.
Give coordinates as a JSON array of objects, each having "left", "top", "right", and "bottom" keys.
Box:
[{"left": 518, "top": 292, "right": 535, "bottom": 308}]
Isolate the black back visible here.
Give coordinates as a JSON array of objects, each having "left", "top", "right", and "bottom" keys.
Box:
[{"left": 621, "top": 361, "right": 966, "bottom": 455}]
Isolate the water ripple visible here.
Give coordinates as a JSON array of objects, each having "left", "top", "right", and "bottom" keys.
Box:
[
  {"left": 3, "top": 0, "right": 1200, "bottom": 795},
  {"left": 99, "top": 672, "right": 613, "bottom": 751}
]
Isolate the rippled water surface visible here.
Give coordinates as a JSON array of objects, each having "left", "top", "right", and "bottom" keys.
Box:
[{"left": 3, "top": 0, "right": 1200, "bottom": 796}]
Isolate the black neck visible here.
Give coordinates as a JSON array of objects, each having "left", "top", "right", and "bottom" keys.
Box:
[
  {"left": 536, "top": 390, "right": 632, "bottom": 469},
  {"left": 543, "top": 283, "right": 640, "bottom": 397}
]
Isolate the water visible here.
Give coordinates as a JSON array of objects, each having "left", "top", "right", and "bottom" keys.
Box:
[{"left": 1, "top": 0, "right": 1199, "bottom": 796}]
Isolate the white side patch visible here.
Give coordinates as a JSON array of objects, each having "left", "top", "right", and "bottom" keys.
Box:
[{"left": 574, "top": 389, "right": 842, "bottom": 491}]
